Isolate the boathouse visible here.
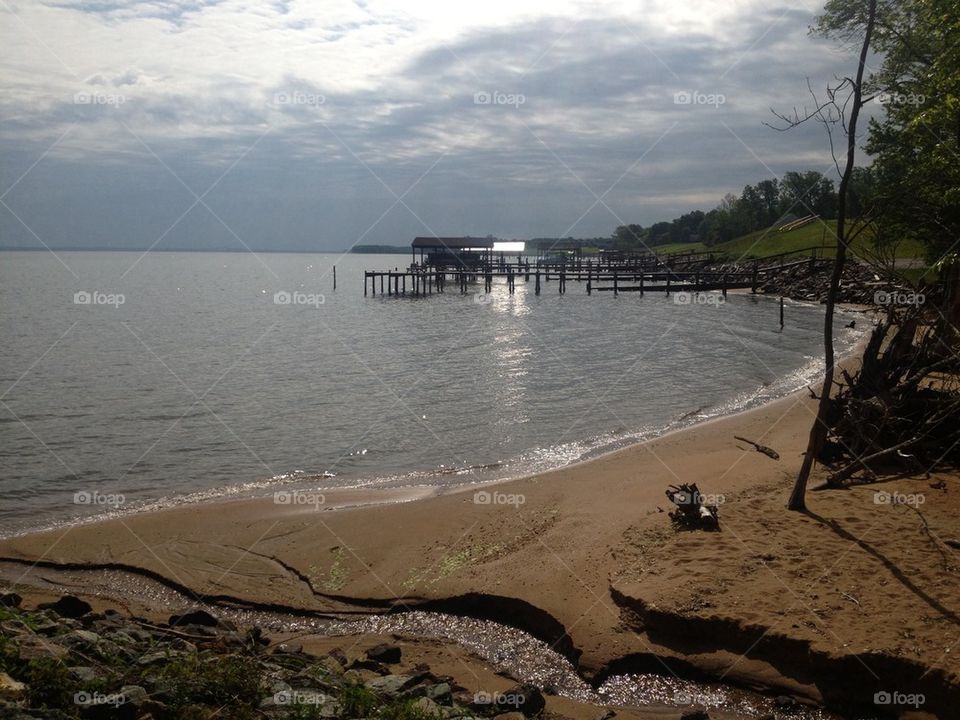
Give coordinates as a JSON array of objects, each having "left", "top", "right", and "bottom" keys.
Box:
[{"left": 412, "top": 237, "right": 494, "bottom": 270}]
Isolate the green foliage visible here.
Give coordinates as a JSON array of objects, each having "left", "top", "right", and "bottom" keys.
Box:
[
  {"left": 378, "top": 698, "right": 444, "bottom": 720},
  {"left": 815, "top": 0, "right": 959, "bottom": 265},
  {"left": 159, "top": 653, "right": 263, "bottom": 710},
  {"left": 339, "top": 682, "right": 378, "bottom": 718},
  {"left": 24, "top": 656, "right": 76, "bottom": 708},
  {"left": 701, "top": 219, "right": 923, "bottom": 261},
  {"left": 612, "top": 169, "right": 838, "bottom": 251}
]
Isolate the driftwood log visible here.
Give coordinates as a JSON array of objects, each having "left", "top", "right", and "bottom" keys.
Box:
[{"left": 665, "top": 483, "right": 720, "bottom": 530}]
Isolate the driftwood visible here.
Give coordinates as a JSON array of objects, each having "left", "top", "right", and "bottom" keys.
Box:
[
  {"left": 734, "top": 435, "right": 780, "bottom": 460},
  {"left": 814, "top": 301, "right": 959, "bottom": 484},
  {"left": 665, "top": 483, "right": 719, "bottom": 530}
]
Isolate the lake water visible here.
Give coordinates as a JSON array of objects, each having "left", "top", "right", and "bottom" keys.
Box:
[{"left": 0, "top": 251, "right": 861, "bottom": 535}]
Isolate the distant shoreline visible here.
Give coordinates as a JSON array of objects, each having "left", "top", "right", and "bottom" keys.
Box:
[{"left": 0, "top": 246, "right": 375, "bottom": 254}]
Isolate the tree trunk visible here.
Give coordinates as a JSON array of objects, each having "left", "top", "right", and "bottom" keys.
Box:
[{"left": 788, "top": 0, "right": 877, "bottom": 511}]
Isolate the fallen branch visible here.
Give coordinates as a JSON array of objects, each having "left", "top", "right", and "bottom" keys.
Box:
[{"left": 734, "top": 435, "right": 780, "bottom": 460}]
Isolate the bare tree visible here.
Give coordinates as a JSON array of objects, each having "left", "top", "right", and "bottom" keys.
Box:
[{"left": 768, "top": 0, "right": 879, "bottom": 510}]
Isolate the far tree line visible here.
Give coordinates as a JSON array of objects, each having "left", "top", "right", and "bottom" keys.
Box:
[{"left": 610, "top": 169, "right": 875, "bottom": 250}]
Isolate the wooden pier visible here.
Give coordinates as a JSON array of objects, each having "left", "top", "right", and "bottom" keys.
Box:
[{"left": 363, "top": 248, "right": 834, "bottom": 299}]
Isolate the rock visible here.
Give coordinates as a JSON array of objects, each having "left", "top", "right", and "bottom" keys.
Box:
[
  {"left": 414, "top": 697, "right": 442, "bottom": 717},
  {"left": 120, "top": 685, "right": 149, "bottom": 707},
  {"left": 0, "top": 620, "right": 29, "bottom": 636},
  {"left": 0, "top": 671, "right": 27, "bottom": 702},
  {"left": 264, "top": 688, "right": 339, "bottom": 716},
  {"left": 247, "top": 626, "right": 269, "bottom": 646},
  {"left": 218, "top": 630, "right": 248, "bottom": 646},
  {"left": 317, "top": 655, "right": 345, "bottom": 677},
  {"left": 680, "top": 709, "right": 710, "bottom": 720},
  {"left": 37, "top": 595, "right": 92, "bottom": 619},
  {"left": 774, "top": 695, "right": 800, "bottom": 711},
  {"left": 368, "top": 674, "right": 421, "bottom": 697},
  {"left": 425, "top": 682, "right": 452, "bottom": 703},
  {"left": 59, "top": 629, "right": 100, "bottom": 649},
  {"left": 0, "top": 592, "right": 21, "bottom": 608},
  {"left": 350, "top": 658, "right": 388, "bottom": 673},
  {"left": 32, "top": 618, "right": 61, "bottom": 635},
  {"left": 168, "top": 638, "right": 197, "bottom": 654},
  {"left": 328, "top": 647, "right": 348, "bottom": 667},
  {"left": 109, "top": 630, "right": 137, "bottom": 645},
  {"left": 342, "top": 669, "right": 366, "bottom": 685},
  {"left": 595, "top": 711, "right": 616, "bottom": 720},
  {"left": 495, "top": 684, "right": 545, "bottom": 717},
  {"left": 17, "top": 636, "right": 68, "bottom": 661},
  {"left": 366, "top": 643, "right": 402, "bottom": 664},
  {"left": 96, "top": 638, "right": 137, "bottom": 663},
  {"left": 138, "top": 651, "right": 174, "bottom": 666},
  {"left": 494, "top": 713, "right": 526, "bottom": 720},
  {"left": 167, "top": 609, "right": 221, "bottom": 628},
  {"left": 68, "top": 666, "right": 99, "bottom": 684}
]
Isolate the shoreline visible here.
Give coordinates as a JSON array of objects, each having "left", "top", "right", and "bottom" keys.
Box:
[
  {"left": 3, "top": 322, "right": 956, "bottom": 716},
  {"left": 1, "top": 304, "right": 870, "bottom": 541}
]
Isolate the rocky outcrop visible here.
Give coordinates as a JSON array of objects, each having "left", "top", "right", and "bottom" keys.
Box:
[{"left": 0, "top": 595, "right": 555, "bottom": 719}]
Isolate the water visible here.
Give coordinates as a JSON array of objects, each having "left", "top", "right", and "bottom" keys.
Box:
[{"left": 0, "top": 251, "right": 861, "bottom": 535}]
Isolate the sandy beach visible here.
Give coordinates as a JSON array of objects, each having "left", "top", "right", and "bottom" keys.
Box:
[{"left": 2, "top": 346, "right": 958, "bottom": 718}]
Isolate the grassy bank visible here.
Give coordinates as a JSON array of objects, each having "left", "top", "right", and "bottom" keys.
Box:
[{"left": 652, "top": 220, "right": 927, "bottom": 261}]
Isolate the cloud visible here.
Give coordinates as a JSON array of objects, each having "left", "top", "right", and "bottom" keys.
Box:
[{"left": 0, "top": 0, "right": 867, "bottom": 251}]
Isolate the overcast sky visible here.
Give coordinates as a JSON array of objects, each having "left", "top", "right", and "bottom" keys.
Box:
[{"left": 0, "top": 0, "right": 869, "bottom": 251}]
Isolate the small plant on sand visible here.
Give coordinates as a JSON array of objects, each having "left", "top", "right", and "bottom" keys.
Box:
[{"left": 310, "top": 547, "right": 349, "bottom": 591}]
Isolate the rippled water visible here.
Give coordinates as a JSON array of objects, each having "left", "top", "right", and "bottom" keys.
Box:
[{"left": 0, "top": 251, "right": 861, "bottom": 534}]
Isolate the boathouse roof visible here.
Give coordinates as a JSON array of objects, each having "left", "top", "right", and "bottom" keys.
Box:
[{"left": 412, "top": 236, "right": 495, "bottom": 249}]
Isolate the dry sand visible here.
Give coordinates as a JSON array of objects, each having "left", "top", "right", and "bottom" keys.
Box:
[{"left": 1, "top": 365, "right": 958, "bottom": 717}]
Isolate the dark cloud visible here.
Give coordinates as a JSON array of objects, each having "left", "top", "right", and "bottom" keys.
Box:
[{"left": 0, "top": 3, "right": 862, "bottom": 251}]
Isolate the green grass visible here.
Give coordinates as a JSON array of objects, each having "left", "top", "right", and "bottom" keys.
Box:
[
  {"left": 714, "top": 221, "right": 839, "bottom": 259},
  {"left": 653, "top": 242, "right": 708, "bottom": 254},
  {"left": 720, "top": 220, "right": 929, "bottom": 260},
  {"left": 652, "top": 220, "right": 926, "bottom": 262}
]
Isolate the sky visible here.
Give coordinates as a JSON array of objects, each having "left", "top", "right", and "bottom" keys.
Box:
[{"left": 0, "top": 0, "right": 869, "bottom": 251}]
